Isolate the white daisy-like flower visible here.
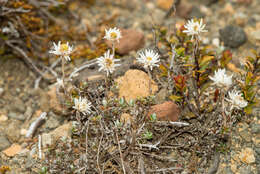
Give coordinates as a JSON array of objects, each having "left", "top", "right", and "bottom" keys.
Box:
[
  {"left": 183, "top": 18, "right": 207, "bottom": 39},
  {"left": 136, "top": 49, "right": 160, "bottom": 70},
  {"left": 96, "top": 50, "right": 120, "bottom": 76},
  {"left": 49, "top": 41, "right": 73, "bottom": 61},
  {"left": 226, "top": 90, "right": 248, "bottom": 110},
  {"left": 73, "top": 97, "right": 92, "bottom": 115},
  {"left": 209, "top": 68, "right": 233, "bottom": 88},
  {"left": 104, "top": 27, "right": 121, "bottom": 42}
]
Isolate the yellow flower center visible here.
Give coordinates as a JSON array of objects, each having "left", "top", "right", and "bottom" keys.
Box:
[
  {"left": 146, "top": 57, "right": 152, "bottom": 61},
  {"left": 193, "top": 25, "right": 198, "bottom": 31},
  {"left": 110, "top": 32, "right": 118, "bottom": 39},
  {"left": 105, "top": 58, "right": 113, "bottom": 67},
  {"left": 60, "top": 43, "right": 69, "bottom": 52}
]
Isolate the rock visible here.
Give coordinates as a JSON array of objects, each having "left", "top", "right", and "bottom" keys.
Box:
[
  {"left": 222, "top": 3, "right": 235, "bottom": 15},
  {"left": 201, "top": 0, "right": 218, "bottom": 6},
  {"left": 105, "top": 29, "right": 145, "bottom": 55},
  {"left": 8, "top": 112, "right": 25, "bottom": 121},
  {"left": 6, "top": 120, "right": 22, "bottom": 142},
  {"left": 0, "top": 87, "right": 4, "bottom": 96},
  {"left": 189, "top": 6, "right": 205, "bottom": 19},
  {"left": 154, "top": 88, "right": 168, "bottom": 104},
  {"left": 115, "top": 70, "right": 158, "bottom": 101},
  {"left": 147, "top": 101, "right": 180, "bottom": 121},
  {"left": 176, "top": 0, "right": 193, "bottom": 19},
  {"left": 250, "top": 30, "right": 260, "bottom": 40},
  {"left": 239, "top": 148, "right": 255, "bottom": 164},
  {"left": 45, "top": 115, "right": 60, "bottom": 130},
  {"left": 10, "top": 98, "right": 26, "bottom": 113},
  {"left": 0, "top": 134, "right": 11, "bottom": 151},
  {"left": 2, "top": 144, "right": 22, "bottom": 157},
  {"left": 47, "top": 86, "right": 67, "bottom": 114},
  {"left": 222, "top": 167, "right": 234, "bottom": 174},
  {"left": 41, "top": 122, "right": 72, "bottom": 148},
  {"left": 239, "top": 129, "right": 251, "bottom": 142},
  {"left": 156, "top": 0, "right": 174, "bottom": 10},
  {"left": 238, "top": 166, "right": 253, "bottom": 174},
  {"left": 251, "top": 123, "right": 260, "bottom": 134},
  {"left": 120, "top": 113, "right": 133, "bottom": 126},
  {"left": 0, "top": 114, "right": 8, "bottom": 122},
  {"left": 219, "top": 25, "right": 247, "bottom": 48}
]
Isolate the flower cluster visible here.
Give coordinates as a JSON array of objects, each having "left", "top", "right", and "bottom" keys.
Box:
[
  {"left": 96, "top": 50, "right": 120, "bottom": 76},
  {"left": 73, "top": 97, "right": 92, "bottom": 115},
  {"left": 209, "top": 68, "right": 233, "bottom": 89},
  {"left": 49, "top": 41, "right": 73, "bottom": 61},
  {"left": 183, "top": 18, "right": 207, "bottom": 39},
  {"left": 136, "top": 49, "right": 160, "bottom": 70},
  {"left": 104, "top": 27, "right": 121, "bottom": 42},
  {"left": 226, "top": 90, "right": 248, "bottom": 110}
]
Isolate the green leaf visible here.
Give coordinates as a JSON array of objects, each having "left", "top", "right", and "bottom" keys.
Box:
[{"left": 169, "top": 95, "right": 183, "bottom": 102}]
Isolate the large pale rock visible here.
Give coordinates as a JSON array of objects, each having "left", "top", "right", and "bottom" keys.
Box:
[
  {"left": 42, "top": 122, "right": 72, "bottom": 148},
  {"left": 147, "top": 101, "right": 180, "bottom": 121},
  {"left": 157, "top": 0, "right": 174, "bottom": 10},
  {"left": 239, "top": 148, "right": 255, "bottom": 164},
  {"left": 105, "top": 29, "right": 145, "bottom": 55},
  {"left": 116, "top": 70, "right": 158, "bottom": 101}
]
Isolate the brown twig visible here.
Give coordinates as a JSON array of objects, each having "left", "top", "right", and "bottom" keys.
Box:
[{"left": 115, "top": 130, "right": 126, "bottom": 174}]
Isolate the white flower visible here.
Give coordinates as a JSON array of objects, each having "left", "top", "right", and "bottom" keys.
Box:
[
  {"left": 183, "top": 19, "right": 207, "bottom": 39},
  {"left": 136, "top": 49, "right": 160, "bottom": 70},
  {"left": 96, "top": 50, "right": 120, "bottom": 76},
  {"left": 73, "top": 97, "right": 92, "bottom": 115},
  {"left": 209, "top": 68, "right": 233, "bottom": 88},
  {"left": 55, "top": 78, "right": 64, "bottom": 88},
  {"left": 49, "top": 41, "right": 73, "bottom": 61},
  {"left": 104, "top": 27, "right": 121, "bottom": 42},
  {"left": 226, "top": 90, "right": 248, "bottom": 110}
]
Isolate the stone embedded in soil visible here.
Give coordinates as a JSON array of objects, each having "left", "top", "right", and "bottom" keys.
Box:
[
  {"left": 239, "top": 148, "right": 255, "bottom": 164},
  {"left": 2, "top": 144, "right": 22, "bottom": 157},
  {"left": 6, "top": 120, "right": 22, "bottom": 142},
  {"left": 42, "top": 122, "right": 72, "bottom": 148},
  {"left": 251, "top": 123, "right": 260, "bottom": 134},
  {"left": 176, "top": 0, "right": 193, "bottom": 19},
  {"left": 115, "top": 69, "right": 158, "bottom": 101},
  {"left": 250, "top": 30, "right": 260, "bottom": 40},
  {"left": 156, "top": 0, "right": 174, "bottom": 10},
  {"left": 8, "top": 112, "right": 26, "bottom": 121},
  {"left": 219, "top": 25, "right": 247, "bottom": 48},
  {"left": 0, "top": 134, "right": 11, "bottom": 151},
  {"left": 0, "top": 87, "right": 4, "bottom": 96},
  {"left": 120, "top": 113, "right": 132, "bottom": 126},
  {"left": 189, "top": 6, "right": 205, "bottom": 19},
  {"left": 147, "top": 101, "right": 180, "bottom": 122},
  {"left": 47, "top": 86, "right": 67, "bottom": 114},
  {"left": 201, "top": 0, "right": 219, "bottom": 6},
  {"left": 105, "top": 28, "right": 145, "bottom": 55}
]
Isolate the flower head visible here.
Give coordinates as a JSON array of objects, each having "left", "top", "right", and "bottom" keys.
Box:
[
  {"left": 136, "top": 49, "right": 160, "bottom": 70},
  {"left": 226, "top": 90, "right": 248, "bottom": 110},
  {"left": 55, "top": 78, "right": 64, "bottom": 88},
  {"left": 104, "top": 27, "right": 121, "bottom": 42},
  {"left": 97, "top": 50, "right": 120, "bottom": 76},
  {"left": 183, "top": 19, "right": 207, "bottom": 39},
  {"left": 73, "top": 97, "right": 92, "bottom": 115},
  {"left": 209, "top": 68, "right": 232, "bottom": 88},
  {"left": 49, "top": 41, "right": 73, "bottom": 61}
]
